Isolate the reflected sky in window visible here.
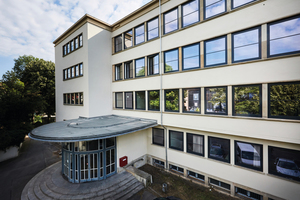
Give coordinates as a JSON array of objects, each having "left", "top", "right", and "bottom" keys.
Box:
[
  {"left": 182, "top": 0, "right": 199, "bottom": 27},
  {"left": 232, "top": 0, "right": 256, "bottom": 8},
  {"left": 135, "top": 24, "right": 144, "bottom": 45},
  {"left": 205, "top": 37, "right": 226, "bottom": 66},
  {"left": 164, "top": 9, "right": 178, "bottom": 34},
  {"left": 165, "top": 49, "right": 178, "bottom": 72},
  {"left": 205, "top": 0, "right": 226, "bottom": 19},
  {"left": 148, "top": 18, "right": 158, "bottom": 40},
  {"left": 183, "top": 44, "right": 200, "bottom": 69}
]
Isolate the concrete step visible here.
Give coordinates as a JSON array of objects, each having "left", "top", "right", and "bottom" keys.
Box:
[{"left": 114, "top": 180, "right": 144, "bottom": 200}]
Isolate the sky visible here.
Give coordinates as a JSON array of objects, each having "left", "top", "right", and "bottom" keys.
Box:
[{"left": 0, "top": 0, "right": 151, "bottom": 78}]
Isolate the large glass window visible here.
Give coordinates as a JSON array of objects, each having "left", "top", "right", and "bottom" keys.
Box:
[
  {"left": 148, "top": 54, "right": 159, "bottom": 75},
  {"left": 232, "top": 27, "right": 261, "bottom": 62},
  {"left": 208, "top": 137, "right": 230, "bottom": 163},
  {"left": 164, "top": 8, "right": 178, "bottom": 34},
  {"left": 147, "top": 17, "right": 159, "bottom": 40},
  {"left": 169, "top": 130, "right": 183, "bottom": 151},
  {"left": 148, "top": 90, "right": 160, "bottom": 111},
  {"left": 182, "top": 0, "right": 199, "bottom": 27},
  {"left": 205, "top": 0, "right": 226, "bottom": 19},
  {"left": 187, "top": 133, "right": 204, "bottom": 156},
  {"left": 205, "top": 36, "right": 227, "bottom": 67},
  {"left": 125, "top": 92, "right": 133, "bottom": 109},
  {"left": 124, "top": 30, "right": 133, "bottom": 49},
  {"left": 165, "top": 89, "right": 179, "bottom": 112},
  {"left": 269, "top": 146, "right": 300, "bottom": 182},
  {"left": 115, "top": 92, "right": 123, "bottom": 108},
  {"left": 135, "top": 24, "right": 145, "bottom": 45},
  {"left": 115, "top": 35, "right": 122, "bottom": 53},
  {"left": 205, "top": 87, "right": 227, "bottom": 114},
  {"left": 233, "top": 85, "right": 261, "bottom": 117},
  {"left": 64, "top": 92, "right": 83, "bottom": 106},
  {"left": 115, "top": 64, "right": 122, "bottom": 81},
  {"left": 268, "top": 16, "right": 300, "bottom": 57},
  {"left": 164, "top": 49, "right": 179, "bottom": 73},
  {"left": 135, "top": 91, "right": 145, "bottom": 110},
  {"left": 235, "top": 141, "right": 262, "bottom": 171},
  {"left": 124, "top": 61, "right": 133, "bottom": 79},
  {"left": 183, "top": 88, "right": 200, "bottom": 113},
  {"left": 183, "top": 43, "right": 200, "bottom": 70},
  {"left": 232, "top": 0, "right": 256, "bottom": 9},
  {"left": 152, "top": 128, "right": 164, "bottom": 146},
  {"left": 135, "top": 58, "right": 145, "bottom": 77},
  {"left": 269, "top": 82, "right": 300, "bottom": 120}
]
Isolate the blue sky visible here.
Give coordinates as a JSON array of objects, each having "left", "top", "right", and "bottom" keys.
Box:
[{"left": 0, "top": 0, "right": 151, "bottom": 78}]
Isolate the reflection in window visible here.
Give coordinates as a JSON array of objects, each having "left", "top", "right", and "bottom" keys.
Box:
[
  {"left": 169, "top": 130, "right": 183, "bottom": 151},
  {"left": 106, "top": 138, "right": 115, "bottom": 148},
  {"left": 79, "top": 34, "right": 83, "bottom": 46},
  {"left": 148, "top": 90, "right": 160, "bottom": 111},
  {"left": 165, "top": 89, "right": 179, "bottom": 112},
  {"left": 115, "top": 35, "right": 122, "bottom": 53},
  {"left": 208, "top": 137, "right": 230, "bottom": 163},
  {"left": 147, "top": 18, "right": 159, "bottom": 40},
  {"left": 135, "top": 24, "right": 145, "bottom": 45},
  {"left": 164, "top": 49, "right": 179, "bottom": 72},
  {"left": 205, "top": 87, "right": 227, "bottom": 114},
  {"left": 205, "top": 0, "right": 226, "bottom": 19},
  {"left": 136, "top": 91, "right": 145, "bottom": 110},
  {"left": 64, "top": 92, "right": 83, "bottom": 105},
  {"left": 164, "top": 9, "right": 178, "bottom": 34},
  {"left": 269, "top": 82, "right": 300, "bottom": 119},
  {"left": 124, "top": 61, "right": 133, "bottom": 79},
  {"left": 115, "top": 64, "right": 122, "bottom": 81},
  {"left": 124, "top": 30, "right": 133, "bottom": 49},
  {"left": 148, "top": 54, "right": 159, "bottom": 75},
  {"left": 135, "top": 58, "right": 145, "bottom": 77},
  {"left": 233, "top": 85, "right": 261, "bottom": 117},
  {"left": 233, "top": 27, "right": 260, "bottom": 62},
  {"left": 79, "top": 64, "right": 83, "bottom": 75},
  {"left": 152, "top": 128, "right": 164, "bottom": 146},
  {"left": 205, "top": 36, "right": 227, "bottom": 67},
  {"left": 115, "top": 92, "right": 123, "bottom": 108},
  {"left": 183, "top": 88, "right": 200, "bottom": 113},
  {"left": 187, "top": 133, "right": 204, "bottom": 156},
  {"left": 235, "top": 141, "right": 262, "bottom": 171},
  {"left": 268, "top": 16, "right": 300, "bottom": 57},
  {"left": 183, "top": 43, "right": 200, "bottom": 70},
  {"left": 232, "top": 0, "right": 256, "bottom": 9},
  {"left": 125, "top": 92, "right": 133, "bottom": 109},
  {"left": 182, "top": 0, "right": 199, "bottom": 27}
]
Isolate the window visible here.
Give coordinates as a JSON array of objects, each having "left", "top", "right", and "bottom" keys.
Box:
[
  {"left": 235, "top": 141, "right": 263, "bottom": 171},
  {"left": 115, "top": 64, "right": 122, "bottom": 81},
  {"left": 75, "top": 65, "right": 79, "bottom": 77},
  {"left": 165, "top": 89, "right": 179, "bottom": 112},
  {"left": 79, "top": 92, "right": 83, "bottom": 105},
  {"left": 62, "top": 33, "right": 83, "bottom": 56},
  {"left": 79, "top": 63, "right": 83, "bottom": 76},
  {"left": 135, "top": 58, "right": 145, "bottom": 77},
  {"left": 235, "top": 187, "right": 263, "bottom": 200},
  {"left": 209, "top": 178, "right": 231, "bottom": 190},
  {"left": 67, "top": 94, "right": 70, "bottom": 104},
  {"left": 124, "top": 30, "right": 133, "bottom": 49},
  {"left": 153, "top": 158, "right": 165, "bottom": 168},
  {"left": 63, "top": 94, "right": 67, "bottom": 104},
  {"left": 204, "top": 0, "right": 226, "bottom": 19},
  {"left": 182, "top": 0, "right": 199, "bottom": 27},
  {"left": 164, "top": 8, "right": 178, "bottom": 34},
  {"left": 63, "top": 92, "right": 83, "bottom": 105},
  {"left": 164, "top": 49, "right": 179, "bottom": 73},
  {"left": 125, "top": 92, "right": 133, "bottom": 109},
  {"left": 152, "top": 128, "right": 164, "bottom": 146},
  {"left": 75, "top": 37, "right": 78, "bottom": 49},
  {"left": 232, "top": 27, "right": 261, "bottom": 62},
  {"left": 147, "top": 17, "right": 159, "bottom": 40},
  {"left": 233, "top": 85, "right": 261, "bottom": 117},
  {"left": 268, "top": 16, "right": 300, "bottom": 57},
  {"left": 182, "top": 43, "right": 200, "bottom": 70},
  {"left": 71, "top": 67, "right": 75, "bottom": 78},
  {"left": 115, "top": 92, "right": 123, "bottom": 108},
  {"left": 268, "top": 82, "right": 300, "bottom": 120},
  {"left": 135, "top": 91, "right": 145, "bottom": 110},
  {"left": 148, "top": 90, "right": 160, "bottom": 111},
  {"left": 169, "top": 130, "right": 183, "bottom": 151},
  {"left": 67, "top": 43, "right": 70, "bottom": 54},
  {"left": 268, "top": 146, "right": 300, "bottom": 182},
  {"left": 63, "top": 45, "right": 67, "bottom": 56},
  {"left": 63, "top": 63, "right": 83, "bottom": 80},
  {"left": 115, "top": 35, "right": 122, "bottom": 53},
  {"left": 188, "top": 170, "right": 205, "bottom": 181},
  {"left": 79, "top": 34, "right": 83, "bottom": 46},
  {"left": 205, "top": 87, "right": 227, "bottom": 114},
  {"left": 183, "top": 88, "right": 200, "bottom": 113},
  {"left": 187, "top": 133, "right": 204, "bottom": 156},
  {"left": 70, "top": 40, "right": 74, "bottom": 52},
  {"left": 205, "top": 36, "right": 227, "bottom": 67},
  {"left": 124, "top": 61, "right": 133, "bottom": 79},
  {"left": 148, "top": 54, "right": 159, "bottom": 75},
  {"left": 64, "top": 70, "right": 67, "bottom": 80},
  {"left": 135, "top": 24, "right": 145, "bottom": 45},
  {"left": 106, "top": 137, "right": 115, "bottom": 148},
  {"left": 232, "top": 0, "right": 257, "bottom": 9},
  {"left": 169, "top": 164, "right": 184, "bottom": 174},
  {"left": 208, "top": 137, "right": 230, "bottom": 163}
]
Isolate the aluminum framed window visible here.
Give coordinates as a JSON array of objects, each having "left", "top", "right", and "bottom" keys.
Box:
[
  {"left": 135, "top": 91, "right": 145, "bottom": 110},
  {"left": 182, "top": 0, "right": 200, "bottom": 27},
  {"left": 183, "top": 88, "right": 201, "bottom": 113},
  {"left": 187, "top": 133, "right": 204, "bottom": 156},
  {"left": 182, "top": 43, "right": 200, "bottom": 70},
  {"left": 148, "top": 54, "right": 159, "bottom": 75},
  {"left": 204, "top": 36, "right": 227, "bottom": 67},
  {"left": 135, "top": 24, "right": 145, "bottom": 45},
  {"left": 148, "top": 90, "right": 160, "bottom": 111},
  {"left": 124, "top": 30, "right": 133, "bottom": 49},
  {"left": 115, "top": 92, "right": 123, "bottom": 109},
  {"left": 115, "top": 64, "right": 122, "bottom": 81},
  {"left": 135, "top": 58, "right": 145, "bottom": 77},
  {"left": 63, "top": 92, "right": 83, "bottom": 105},
  {"left": 169, "top": 130, "right": 183, "bottom": 151},
  {"left": 152, "top": 128, "right": 164, "bottom": 146},
  {"left": 63, "top": 63, "right": 83, "bottom": 81},
  {"left": 205, "top": 86, "right": 227, "bottom": 115},
  {"left": 125, "top": 92, "right": 133, "bottom": 109},
  {"left": 204, "top": 0, "right": 226, "bottom": 19},
  {"left": 169, "top": 164, "right": 184, "bottom": 174},
  {"left": 124, "top": 61, "right": 133, "bottom": 79},
  {"left": 208, "top": 136, "right": 230, "bottom": 163},
  {"left": 164, "top": 48, "right": 179, "bottom": 73},
  {"left": 147, "top": 17, "right": 159, "bottom": 40},
  {"left": 164, "top": 8, "right": 178, "bottom": 34},
  {"left": 188, "top": 170, "right": 205, "bottom": 181},
  {"left": 231, "top": 0, "right": 257, "bottom": 9},
  {"left": 115, "top": 35, "right": 122, "bottom": 53},
  {"left": 165, "top": 89, "right": 179, "bottom": 112}
]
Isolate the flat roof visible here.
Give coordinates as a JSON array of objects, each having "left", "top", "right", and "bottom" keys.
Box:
[{"left": 29, "top": 115, "right": 157, "bottom": 142}]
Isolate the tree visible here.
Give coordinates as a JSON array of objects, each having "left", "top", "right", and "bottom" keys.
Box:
[{"left": 13, "top": 55, "right": 39, "bottom": 79}]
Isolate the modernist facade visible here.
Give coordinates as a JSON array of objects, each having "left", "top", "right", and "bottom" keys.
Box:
[{"left": 52, "top": 0, "right": 300, "bottom": 199}]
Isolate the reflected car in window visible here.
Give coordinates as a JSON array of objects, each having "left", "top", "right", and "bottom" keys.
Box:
[
  {"left": 210, "top": 143, "right": 224, "bottom": 159},
  {"left": 236, "top": 142, "right": 260, "bottom": 166},
  {"left": 274, "top": 158, "right": 300, "bottom": 178}
]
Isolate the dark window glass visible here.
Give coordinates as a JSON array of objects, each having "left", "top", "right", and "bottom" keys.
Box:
[
  {"left": 148, "top": 90, "right": 160, "bottom": 111},
  {"left": 188, "top": 170, "right": 205, "bottom": 181},
  {"left": 67, "top": 94, "right": 70, "bottom": 104},
  {"left": 153, "top": 158, "right": 165, "bottom": 168},
  {"left": 64, "top": 70, "right": 67, "bottom": 80},
  {"left": 75, "top": 37, "right": 78, "bottom": 49},
  {"left": 115, "top": 92, "right": 123, "bottom": 108},
  {"left": 268, "top": 146, "right": 300, "bottom": 182},
  {"left": 70, "top": 40, "right": 74, "bottom": 51},
  {"left": 135, "top": 24, "right": 145, "bottom": 45},
  {"left": 63, "top": 94, "right": 67, "bottom": 104},
  {"left": 147, "top": 17, "right": 159, "bottom": 40},
  {"left": 67, "top": 43, "right": 70, "bottom": 53},
  {"left": 115, "top": 64, "right": 122, "bottom": 80},
  {"left": 232, "top": 0, "right": 256, "bottom": 9},
  {"left": 169, "top": 164, "right": 184, "bottom": 173},
  {"left": 75, "top": 93, "right": 79, "bottom": 104},
  {"left": 269, "top": 82, "right": 300, "bottom": 120},
  {"left": 106, "top": 138, "right": 115, "bottom": 148},
  {"left": 187, "top": 133, "right": 204, "bottom": 156},
  {"left": 164, "top": 49, "right": 179, "bottom": 72},
  {"left": 136, "top": 91, "right": 145, "bottom": 110},
  {"left": 182, "top": 0, "right": 199, "bottom": 27},
  {"left": 268, "top": 16, "right": 300, "bottom": 57},
  {"left": 87, "top": 140, "right": 98, "bottom": 151},
  {"left": 183, "top": 88, "right": 200, "bottom": 113},
  {"left": 115, "top": 35, "right": 122, "bottom": 53},
  {"left": 183, "top": 43, "right": 200, "bottom": 70},
  {"left": 205, "top": 36, "right": 227, "bottom": 67},
  {"left": 233, "top": 85, "right": 261, "bottom": 117},
  {"left": 165, "top": 89, "right": 179, "bottom": 112},
  {"left": 235, "top": 187, "right": 263, "bottom": 200},
  {"left": 125, "top": 92, "right": 133, "bottom": 109},
  {"left": 124, "top": 61, "right": 133, "bottom": 79},
  {"left": 210, "top": 178, "right": 231, "bottom": 190},
  {"left": 71, "top": 93, "right": 75, "bottom": 104},
  {"left": 124, "top": 30, "right": 133, "bottom": 49},
  {"left": 148, "top": 54, "right": 159, "bottom": 75},
  {"left": 152, "top": 128, "right": 164, "bottom": 146},
  {"left": 79, "top": 34, "right": 83, "bottom": 46},
  {"left": 169, "top": 130, "right": 183, "bottom": 151},
  {"left": 233, "top": 27, "right": 261, "bottom": 62},
  {"left": 67, "top": 68, "right": 70, "bottom": 78},
  {"left": 164, "top": 9, "right": 178, "bottom": 34},
  {"left": 208, "top": 137, "right": 230, "bottom": 163},
  {"left": 135, "top": 58, "right": 145, "bottom": 77},
  {"left": 235, "top": 141, "right": 262, "bottom": 171},
  {"left": 205, "top": 87, "right": 227, "bottom": 114},
  {"left": 63, "top": 45, "right": 66, "bottom": 55},
  {"left": 205, "top": 0, "right": 226, "bottom": 19}
]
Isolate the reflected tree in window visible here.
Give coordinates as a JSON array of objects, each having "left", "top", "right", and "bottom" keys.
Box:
[
  {"left": 148, "top": 90, "right": 160, "bottom": 110},
  {"left": 165, "top": 89, "right": 179, "bottom": 112},
  {"left": 206, "top": 87, "right": 227, "bottom": 114}
]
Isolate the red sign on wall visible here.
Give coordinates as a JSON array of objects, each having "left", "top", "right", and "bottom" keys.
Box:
[{"left": 119, "top": 156, "right": 128, "bottom": 167}]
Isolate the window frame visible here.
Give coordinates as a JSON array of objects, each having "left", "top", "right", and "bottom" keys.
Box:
[
  {"left": 124, "top": 29, "right": 133, "bottom": 49},
  {"left": 124, "top": 61, "right": 133, "bottom": 79},
  {"left": 204, "top": 0, "right": 227, "bottom": 20},
  {"left": 124, "top": 92, "right": 133, "bottom": 109},
  {"left": 204, "top": 35, "right": 227, "bottom": 67},
  {"left": 163, "top": 8, "right": 179, "bottom": 35},
  {"left": 135, "top": 57, "right": 145, "bottom": 77},
  {"left": 164, "top": 48, "right": 179, "bottom": 73},
  {"left": 181, "top": 0, "right": 200, "bottom": 28},
  {"left": 205, "top": 86, "right": 228, "bottom": 115},
  {"left": 62, "top": 33, "right": 83, "bottom": 57},
  {"left": 148, "top": 90, "right": 160, "bottom": 111},
  {"left": 165, "top": 89, "right": 179, "bottom": 112},
  {"left": 231, "top": 0, "right": 257, "bottom": 9},
  {"left": 148, "top": 53, "right": 160, "bottom": 76},
  {"left": 182, "top": 88, "right": 201, "bottom": 113},
  {"left": 134, "top": 23, "right": 145, "bottom": 45},
  {"left": 135, "top": 91, "right": 146, "bottom": 110},
  {"left": 152, "top": 128, "right": 164, "bottom": 146},
  {"left": 208, "top": 136, "right": 230, "bottom": 163},
  {"left": 63, "top": 92, "right": 83, "bottom": 106},
  {"left": 63, "top": 63, "right": 83, "bottom": 81},
  {"left": 147, "top": 17, "right": 159, "bottom": 41},
  {"left": 169, "top": 130, "right": 184, "bottom": 151},
  {"left": 114, "top": 34, "right": 122, "bottom": 53},
  {"left": 186, "top": 133, "right": 204, "bottom": 157},
  {"left": 115, "top": 64, "right": 123, "bottom": 81},
  {"left": 182, "top": 43, "right": 200, "bottom": 70},
  {"left": 115, "top": 92, "right": 123, "bottom": 109}
]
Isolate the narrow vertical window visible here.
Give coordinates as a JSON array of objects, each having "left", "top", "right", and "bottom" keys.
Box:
[
  {"left": 148, "top": 54, "right": 159, "bottom": 75},
  {"left": 169, "top": 130, "right": 183, "bottom": 151},
  {"left": 165, "top": 89, "right": 179, "bottom": 112},
  {"left": 75, "top": 93, "right": 79, "bottom": 104},
  {"left": 71, "top": 67, "right": 75, "bottom": 77},
  {"left": 75, "top": 65, "right": 79, "bottom": 77},
  {"left": 135, "top": 58, "right": 145, "bottom": 77},
  {"left": 208, "top": 136, "right": 230, "bottom": 163},
  {"left": 67, "top": 94, "right": 70, "bottom": 104},
  {"left": 63, "top": 94, "right": 67, "bottom": 104},
  {"left": 183, "top": 88, "right": 200, "bottom": 113},
  {"left": 187, "top": 133, "right": 204, "bottom": 156},
  {"left": 164, "top": 8, "right": 178, "bottom": 34},
  {"left": 115, "top": 64, "right": 122, "bottom": 81},
  {"left": 205, "top": 86, "right": 227, "bottom": 114},
  {"left": 124, "top": 30, "right": 133, "bottom": 49},
  {"left": 135, "top": 91, "right": 145, "bottom": 110},
  {"left": 79, "top": 93, "right": 83, "bottom": 105},
  {"left": 79, "top": 64, "right": 83, "bottom": 75},
  {"left": 63, "top": 45, "right": 67, "bottom": 56},
  {"left": 164, "top": 49, "right": 179, "bottom": 73},
  {"left": 182, "top": 0, "right": 199, "bottom": 27},
  {"left": 75, "top": 37, "right": 78, "bottom": 49},
  {"left": 148, "top": 90, "right": 160, "bottom": 111},
  {"left": 135, "top": 24, "right": 145, "bottom": 45},
  {"left": 67, "top": 43, "right": 70, "bottom": 54},
  {"left": 68, "top": 68, "right": 71, "bottom": 79},
  {"left": 124, "top": 61, "right": 133, "bottom": 79},
  {"left": 70, "top": 40, "right": 74, "bottom": 52},
  {"left": 152, "top": 128, "right": 164, "bottom": 146},
  {"left": 125, "top": 92, "right": 133, "bottom": 109},
  {"left": 182, "top": 43, "right": 200, "bottom": 70},
  {"left": 71, "top": 93, "right": 75, "bottom": 104},
  {"left": 64, "top": 70, "right": 67, "bottom": 80},
  {"left": 204, "top": 0, "right": 226, "bottom": 19},
  {"left": 79, "top": 34, "right": 83, "bottom": 47},
  {"left": 115, "top": 92, "right": 123, "bottom": 108},
  {"left": 232, "top": 0, "right": 257, "bottom": 9},
  {"left": 147, "top": 17, "right": 159, "bottom": 40},
  {"left": 115, "top": 35, "right": 122, "bottom": 53},
  {"left": 204, "top": 36, "right": 227, "bottom": 67}
]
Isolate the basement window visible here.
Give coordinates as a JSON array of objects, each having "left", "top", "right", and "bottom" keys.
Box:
[
  {"left": 209, "top": 178, "right": 230, "bottom": 190},
  {"left": 235, "top": 187, "right": 263, "bottom": 200},
  {"left": 188, "top": 170, "right": 205, "bottom": 181},
  {"left": 169, "top": 164, "right": 184, "bottom": 174}
]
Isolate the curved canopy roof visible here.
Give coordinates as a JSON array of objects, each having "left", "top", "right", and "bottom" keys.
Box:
[{"left": 29, "top": 115, "right": 157, "bottom": 142}]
